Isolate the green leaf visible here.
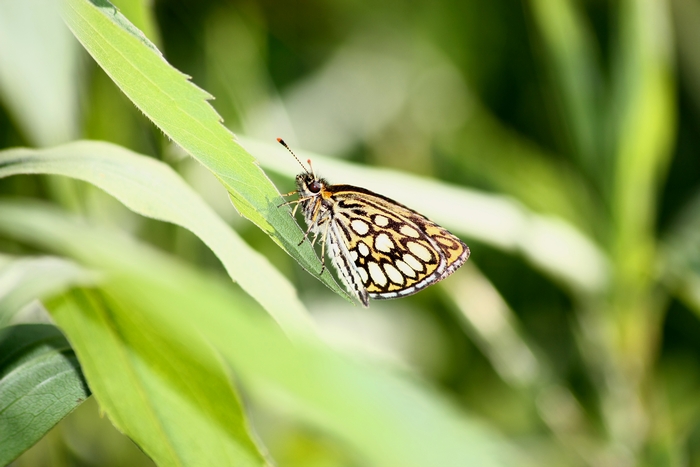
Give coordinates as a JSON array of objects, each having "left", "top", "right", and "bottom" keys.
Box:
[
  {"left": 662, "top": 191, "right": 700, "bottom": 315},
  {"left": 527, "top": 0, "right": 602, "bottom": 173},
  {"left": 0, "top": 0, "right": 80, "bottom": 146},
  {"left": 0, "top": 201, "right": 521, "bottom": 467},
  {"left": 0, "top": 324, "right": 90, "bottom": 465},
  {"left": 60, "top": 0, "right": 346, "bottom": 299},
  {"left": 673, "top": 0, "right": 700, "bottom": 113},
  {"left": 109, "top": 0, "right": 161, "bottom": 46},
  {"left": 0, "top": 255, "right": 98, "bottom": 327},
  {"left": 48, "top": 289, "right": 270, "bottom": 467},
  {"left": 610, "top": 0, "right": 676, "bottom": 276},
  {"left": 0, "top": 141, "right": 316, "bottom": 337}
]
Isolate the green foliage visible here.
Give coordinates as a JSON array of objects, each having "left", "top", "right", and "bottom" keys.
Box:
[
  {"left": 62, "top": 0, "right": 345, "bottom": 298},
  {"left": 0, "top": 141, "right": 315, "bottom": 336},
  {"left": 0, "top": 199, "right": 516, "bottom": 467},
  {"left": 0, "top": 324, "right": 89, "bottom": 465},
  {"left": 0, "top": 0, "right": 699, "bottom": 465}
]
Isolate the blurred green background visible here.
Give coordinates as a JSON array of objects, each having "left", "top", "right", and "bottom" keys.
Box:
[{"left": 2, "top": 0, "right": 700, "bottom": 465}]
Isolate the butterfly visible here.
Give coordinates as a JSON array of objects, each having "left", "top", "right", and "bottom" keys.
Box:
[{"left": 278, "top": 138, "right": 470, "bottom": 307}]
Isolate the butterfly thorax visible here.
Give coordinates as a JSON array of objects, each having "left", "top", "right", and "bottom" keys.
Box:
[{"left": 296, "top": 174, "right": 334, "bottom": 216}]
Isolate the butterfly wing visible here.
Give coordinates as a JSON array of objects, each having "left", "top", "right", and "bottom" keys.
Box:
[{"left": 327, "top": 185, "right": 470, "bottom": 300}]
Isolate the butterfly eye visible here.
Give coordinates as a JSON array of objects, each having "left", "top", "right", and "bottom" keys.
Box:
[{"left": 308, "top": 180, "right": 322, "bottom": 193}]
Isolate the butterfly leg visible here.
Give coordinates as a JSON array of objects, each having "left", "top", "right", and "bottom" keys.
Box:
[
  {"left": 317, "top": 217, "right": 332, "bottom": 275},
  {"left": 279, "top": 195, "right": 318, "bottom": 218},
  {"left": 278, "top": 199, "right": 299, "bottom": 208},
  {"left": 297, "top": 199, "right": 322, "bottom": 246},
  {"left": 279, "top": 200, "right": 299, "bottom": 217},
  {"left": 278, "top": 194, "right": 315, "bottom": 208},
  {"left": 310, "top": 217, "right": 328, "bottom": 248}
]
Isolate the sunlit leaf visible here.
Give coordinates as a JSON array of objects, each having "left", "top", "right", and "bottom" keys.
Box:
[
  {"left": 60, "top": 0, "right": 346, "bottom": 299},
  {"left": 0, "top": 256, "right": 97, "bottom": 327},
  {"left": 0, "top": 141, "right": 315, "bottom": 336},
  {"left": 48, "top": 289, "right": 270, "bottom": 467},
  {"left": 110, "top": 0, "right": 161, "bottom": 45},
  {"left": 0, "top": 0, "right": 79, "bottom": 146},
  {"left": 0, "top": 200, "right": 522, "bottom": 467},
  {"left": 610, "top": 0, "right": 676, "bottom": 272}
]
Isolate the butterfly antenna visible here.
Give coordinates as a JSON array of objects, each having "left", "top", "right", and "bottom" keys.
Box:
[
  {"left": 306, "top": 158, "right": 316, "bottom": 177},
  {"left": 277, "top": 138, "right": 309, "bottom": 174}
]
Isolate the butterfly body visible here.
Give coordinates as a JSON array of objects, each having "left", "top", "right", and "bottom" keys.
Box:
[{"left": 293, "top": 169, "right": 470, "bottom": 307}]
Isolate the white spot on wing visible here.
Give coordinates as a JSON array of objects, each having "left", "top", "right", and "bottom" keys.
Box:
[
  {"left": 350, "top": 250, "right": 358, "bottom": 262},
  {"left": 384, "top": 264, "right": 404, "bottom": 285},
  {"left": 357, "top": 266, "right": 369, "bottom": 284},
  {"left": 374, "top": 233, "right": 394, "bottom": 252},
  {"left": 407, "top": 241, "right": 433, "bottom": 262},
  {"left": 403, "top": 254, "right": 424, "bottom": 272},
  {"left": 400, "top": 225, "right": 421, "bottom": 238},
  {"left": 358, "top": 242, "right": 370, "bottom": 257},
  {"left": 374, "top": 215, "right": 389, "bottom": 227},
  {"left": 395, "top": 260, "right": 416, "bottom": 278},
  {"left": 368, "top": 262, "right": 387, "bottom": 286},
  {"left": 351, "top": 219, "right": 370, "bottom": 235}
]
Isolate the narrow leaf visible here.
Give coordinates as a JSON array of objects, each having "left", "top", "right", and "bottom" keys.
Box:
[
  {"left": 0, "top": 255, "right": 98, "bottom": 327},
  {"left": 0, "top": 324, "right": 90, "bottom": 465},
  {"left": 527, "top": 0, "right": 602, "bottom": 171},
  {"left": 662, "top": 190, "right": 700, "bottom": 314},
  {"left": 0, "top": 141, "right": 316, "bottom": 336},
  {"left": 0, "top": 0, "right": 79, "bottom": 146},
  {"left": 610, "top": 0, "right": 676, "bottom": 275},
  {"left": 60, "top": 0, "right": 345, "bottom": 298},
  {"left": 48, "top": 289, "right": 270, "bottom": 467}
]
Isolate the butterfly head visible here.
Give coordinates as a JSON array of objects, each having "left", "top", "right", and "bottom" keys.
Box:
[
  {"left": 277, "top": 137, "right": 329, "bottom": 198},
  {"left": 296, "top": 171, "right": 329, "bottom": 198}
]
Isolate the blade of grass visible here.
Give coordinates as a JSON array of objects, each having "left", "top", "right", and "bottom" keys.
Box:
[
  {"left": 110, "top": 0, "right": 161, "bottom": 45},
  {"left": 60, "top": 0, "right": 346, "bottom": 299},
  {"left": 0, "top": 324, "right": 90, "bottom": 466},
  {"left": 0, "top": 0, "right": 79, "bottom": 146},
  {"left": 601, "top": 0, "right": 676, "bottom": 456},
  {"left": 0, "top": 255, "right": 98, "bottom": 327},
  {"left": 47, "top": 289, "right": 270, "bottom": 467},
  {"left": 662, "top": 190, "right": 700, "bottom": 315},
  {"left": 611, "top": 0, "right": 676, "bottom": 281},
  {"left": 0, "top": 141, "right": 316, "bottom": 337},
  {"left": 527, "top": 0, "right": 602, "bottom": 175}
]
